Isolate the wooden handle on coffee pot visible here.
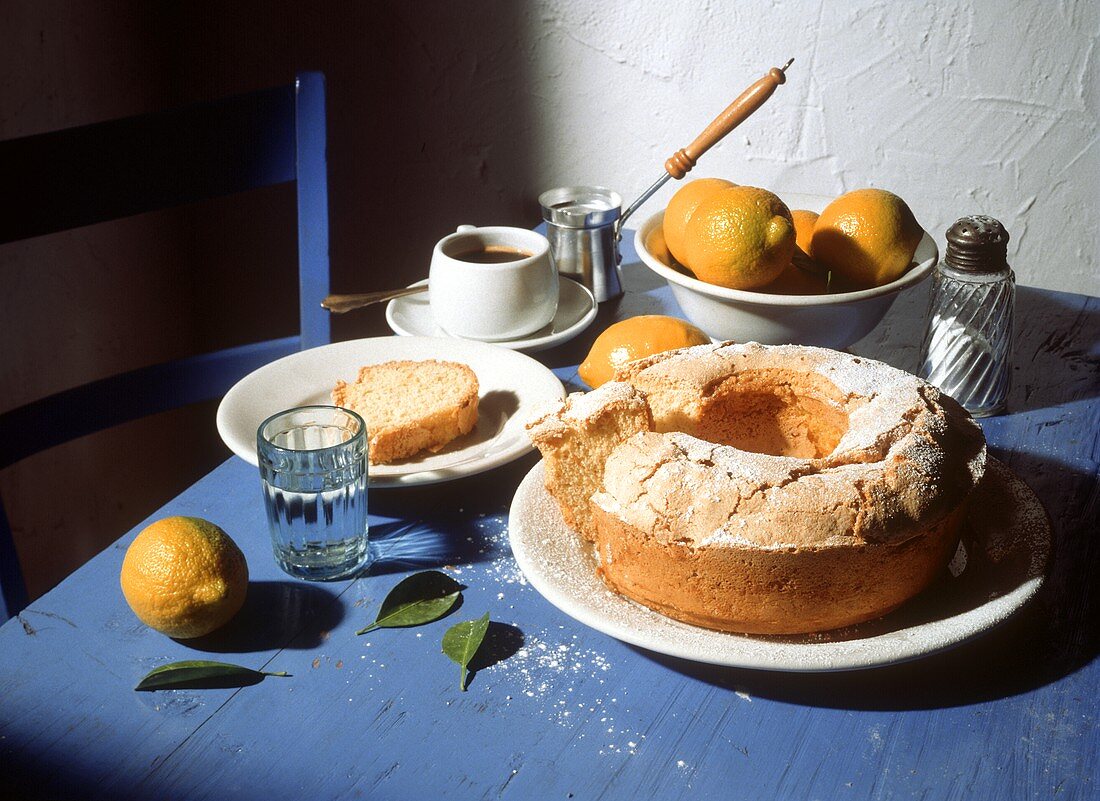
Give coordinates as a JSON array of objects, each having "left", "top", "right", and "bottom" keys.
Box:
[{"left": 664, "top": 58, "right": 793, "bottom": 180}]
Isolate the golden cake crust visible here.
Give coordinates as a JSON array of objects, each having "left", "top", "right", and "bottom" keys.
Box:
[{"left": 591, "top": 503, "right": 964, "bottom": 634}]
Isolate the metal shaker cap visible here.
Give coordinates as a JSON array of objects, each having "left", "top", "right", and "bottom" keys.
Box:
[
  {"left": 539, "top": 186, "right": 622, "bottom": 229},
  {"left": 944, "top": 215, "right": 1010, "bottom": 272}
]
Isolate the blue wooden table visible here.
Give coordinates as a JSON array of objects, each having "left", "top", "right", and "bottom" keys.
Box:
[{"left": 2, "top": 234, "right": 1097, "bottom": 800}]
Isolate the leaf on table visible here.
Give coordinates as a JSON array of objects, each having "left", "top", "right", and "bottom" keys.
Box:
[
  {"left": 357, "top": 569, "right": 464, "bottom": 635},
  {"left": 442, "top": 612, "right": 490, "bottom": 691},
  {"left": 134, "top": 660, "right": 290, "bottom": 691}
]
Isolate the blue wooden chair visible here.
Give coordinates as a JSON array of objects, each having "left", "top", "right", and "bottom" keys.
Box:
[{"left": 0, "top": 72, "right": 332, "bottom": 619}]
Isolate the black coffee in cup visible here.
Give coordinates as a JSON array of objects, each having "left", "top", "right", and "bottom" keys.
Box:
[{"left": 455, "top": 245, "right": 534, "bottom": 264}]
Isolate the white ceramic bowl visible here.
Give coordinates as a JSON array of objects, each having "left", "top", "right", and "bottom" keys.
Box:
[{"left": 633, "top": 192, "right": 938, "bottom": 350}]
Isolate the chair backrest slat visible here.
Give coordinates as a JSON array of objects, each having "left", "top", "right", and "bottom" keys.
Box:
[
  {"left": 0, "top": 336, "right": 300, "bottom": 472},
  {"left": 0, "top": 85, "right": 297, "bottom": 244},
  {"left": 294, "top": 73, "right": 331, "bottom": 349}
]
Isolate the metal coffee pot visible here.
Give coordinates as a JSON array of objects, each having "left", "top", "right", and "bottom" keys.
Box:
[{"left": 540, "top": 59, "right": 794, "bottom": 303}]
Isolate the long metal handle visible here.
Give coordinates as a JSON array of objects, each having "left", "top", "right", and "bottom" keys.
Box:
[
  {"left": 620, "top": 173, "right": 672, "bottom": 232},
  {"left": 321, "top": 285, "right": 427, "bottom": 313}
]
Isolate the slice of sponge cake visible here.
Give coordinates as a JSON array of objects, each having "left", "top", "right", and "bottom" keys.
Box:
[
  {"left": 332, "top": 360, "right": 479, "bottom": 464},
  {"left": 525, "top": 381, "right": 653, "bottom": 540}
]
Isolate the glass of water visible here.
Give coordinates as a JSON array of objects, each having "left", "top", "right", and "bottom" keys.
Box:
[{"left": 257, "top": 406, "right": 371, "bottom": 581}]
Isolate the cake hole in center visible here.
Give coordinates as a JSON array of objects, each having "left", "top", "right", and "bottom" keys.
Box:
[{"left": 685, "top": 370, "right": 850, "bottom": 459}]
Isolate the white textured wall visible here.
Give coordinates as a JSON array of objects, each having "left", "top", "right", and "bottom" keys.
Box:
[{"left": 514, "top": 0, "right": 1098, "bottom": 295}]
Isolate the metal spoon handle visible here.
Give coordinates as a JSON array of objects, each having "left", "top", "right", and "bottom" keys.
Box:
[{"left": 321, "top": 285, "right": 427, "bottom": 313}]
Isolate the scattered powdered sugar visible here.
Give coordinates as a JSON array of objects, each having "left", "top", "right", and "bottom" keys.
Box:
[
  {"left": 466, "top": 514, "right": 528, "bottom": 588},
  {"left": 386, "top": 507, "right": 649, "bottom": 752},
  {"left": 801, "top": 347, "right": 916, "bottom": 400},
  {"left": 482, "top": 628, "right": 622, "bottom": 726},
  {"left": 523, "top": 397, "right": 568, "bottom": 434}
]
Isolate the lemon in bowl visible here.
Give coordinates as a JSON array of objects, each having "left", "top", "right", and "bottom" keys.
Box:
[
  {"left": 634, "top": 190, "right": 937, "bottom": 350},
  {"left": 662, "top": 177, "right": 736, "bottom": 266},
  {"left": 811, "top": 188, "right": 925, "bottom": 289},
  {"left": 679, "top": 185, "right": 796, "bottom": 290}
]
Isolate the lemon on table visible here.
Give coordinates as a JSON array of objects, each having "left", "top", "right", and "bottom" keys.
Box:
[
  {"left": 681, "top": 185, "right": 796, "bottom": 289},
  {"left": 811, "top": 188, "right": 923, "bottom": 288},
  {"left": 579, "top": 315, "right": 711, "bottom": 388},
  {"left": 662, "top": 177, "right": 736, "bottom": 266},
  {"left": 120, "top": 516, "right": 248, "bottom": 639}
]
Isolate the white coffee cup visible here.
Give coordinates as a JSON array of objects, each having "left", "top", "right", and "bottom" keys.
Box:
[{"left": 429, "top": 225, "right": 559, "bottom": 341}]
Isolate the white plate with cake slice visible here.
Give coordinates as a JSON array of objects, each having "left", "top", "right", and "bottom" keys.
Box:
[
  {"left": 217, "top": 336, "right": 565, "bottom": 487},
  {"left": 509, "top": 458, "right": 1050, "bottom": 672}
]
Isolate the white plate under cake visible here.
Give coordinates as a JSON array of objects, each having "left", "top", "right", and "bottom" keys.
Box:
[
  {"left": 514, "top": 341, "right": 1049, "bottom": 668},
  {"left": 509, "top": 457, "right": 1049, "bottom": 671}
]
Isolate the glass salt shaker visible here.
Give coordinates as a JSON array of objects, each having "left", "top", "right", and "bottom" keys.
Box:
[{"left": 918, "top": 215, "right": 1014, "bottom": 417}]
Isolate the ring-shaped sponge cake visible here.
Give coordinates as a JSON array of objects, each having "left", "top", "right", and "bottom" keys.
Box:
[{"left": 527, "top": 342, "right": 986, "bottom": 634}]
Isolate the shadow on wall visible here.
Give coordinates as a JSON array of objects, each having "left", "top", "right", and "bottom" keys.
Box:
[{"left": 0, "top": 0, "right": 539, "bottom": 600}]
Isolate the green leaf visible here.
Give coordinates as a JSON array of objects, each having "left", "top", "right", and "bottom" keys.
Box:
[
  {"left": 442, "top": 612, "right": 490, "bottom": 691},
  {"left": 135, "top": 660, "right": 290, "bottom": 691},
  {"left": 357, "top": 570, "right": 463, "bottom": 635}
]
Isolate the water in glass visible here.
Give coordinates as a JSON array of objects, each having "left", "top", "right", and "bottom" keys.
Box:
[{"left": 258, "top": 407, "right": 370, "bottom": 580}]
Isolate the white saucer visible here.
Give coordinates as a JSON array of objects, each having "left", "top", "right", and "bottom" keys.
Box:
[
  {"left": 385, "top": 276, "right": 597, "bottom": 353},
  {"left": 216, "top": 336, "right": 565, "bottom": 487},
  {"left": 509, "top": 458, "right": 1049, "bottom": 672}
]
